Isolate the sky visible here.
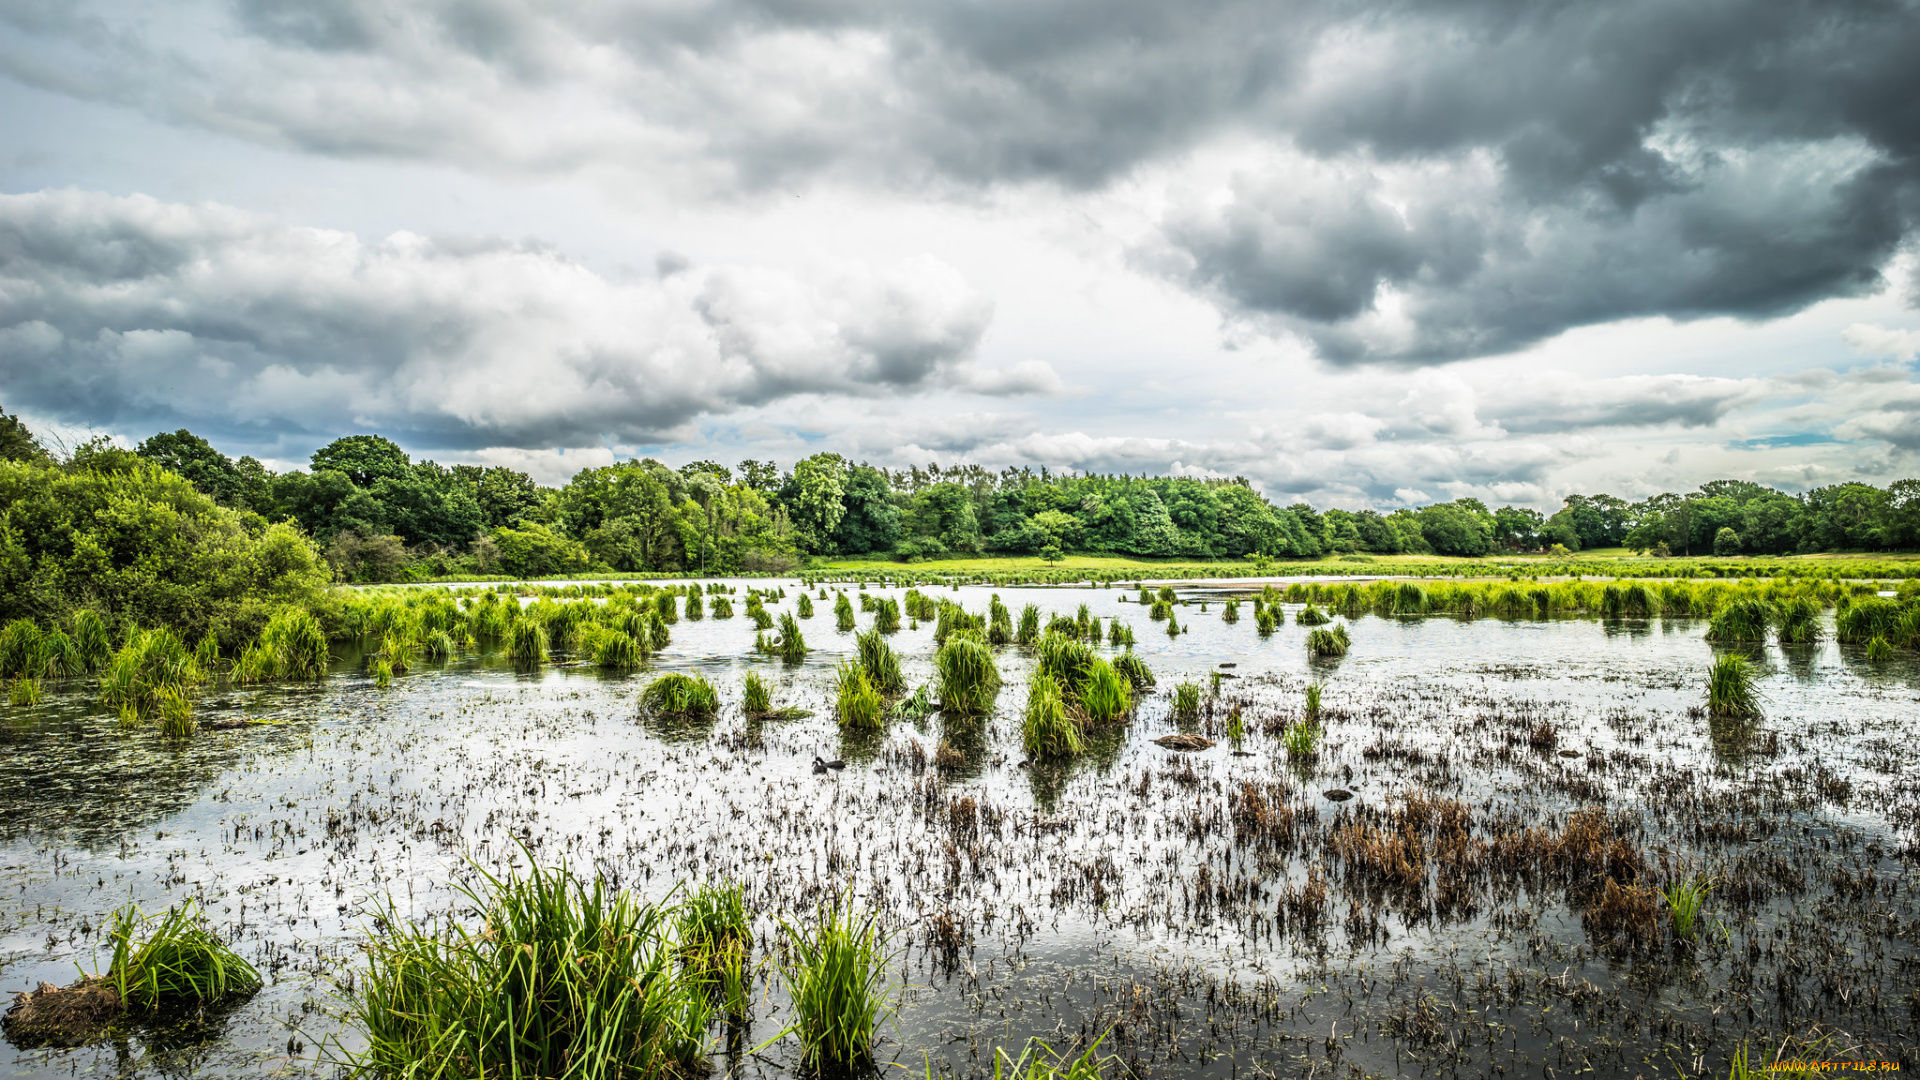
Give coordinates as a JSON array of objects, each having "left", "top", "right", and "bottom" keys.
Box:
[{"left": 2, "top": 0, "right": 1919, "bottom": 510}]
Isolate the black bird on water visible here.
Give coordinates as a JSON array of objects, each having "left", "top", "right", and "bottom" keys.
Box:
[{"left": 812, "top": 756, "right": 845, "bottom": 774}]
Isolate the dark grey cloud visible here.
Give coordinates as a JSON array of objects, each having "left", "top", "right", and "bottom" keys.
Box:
[
  {"left": 1, "top": 0, "right": 1918, "bottom": 363},
  {"left": 0, "top": 190, "right": 1015, "bottom": 451}
]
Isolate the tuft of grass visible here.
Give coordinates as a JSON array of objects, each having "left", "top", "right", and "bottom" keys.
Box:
[
  {"left": 873, "top": 598, "right": 902, "bottom": 634},
  {"left": 1112, "top": 652, "right": 1154, "bottom": 690},
  {"left": 1015, "top": 604, "right": 1042, "bottom": 646},
  {"left": 1391, "top": 582, "right": 1428, "bottom": 615},
  {"left": 797, "top": 593, "right": 815, "bottom": 618},
  {"left": 855, "top": 628, "right": 906, "bottom": 695},
  {"left": 69, "top": 609, "right": 112, "bottom": 674},
  {"left": 1021, "top": 670, "right": 1083, "bottom": 759},
  {"left": 835, "top": 662, "right": 886, "bottom": 729},
  {"left": 988, "top": 1030, "right": 1122, "bottom": 1080},
  {"left": 1254, "top": 607, "right": 1277, "bottom": 636},
  {"left": 507, "top": 620, "right": 549, "bottom": 670},
  {"left": 99, "top": 629, "right": 203, "bottom": 720},
  {"left": 1295, "top": 604, "right": 1330, "bottom": 626},
  {"left": 156, "top": 686, "right": 195, "bottom": 736},
  {"left": 1865, "top": 635, "right": 1895, "bottom": 661},
  {"left": 774, "top": 612, "right": 809, "bottom": 663},
  {"left": 684, "top": 592, "right": 705, "bottom": 621},
  {"left": 1171, "top": 681, "right": 1201, "bottom": 719},
  {"left": 743, "top": 670, "right": 772, "bottom": 716},
  {"left": 641, "top": 673, "right": 719, "bottom": 717},
  {"left": 709, "top": 596, "right": 735, "bottom": 619},
  {"left": 1304, "top": 682, "right": 1322, "bottom": 721},
  {"left": 1036, "top": 632, "right": 1096, "bottom": 697},
  {"left": 0, "top": 618, "right": 43, "bottom": 678},
  {"left": 934, "top": 634, "right": 1001, "bottom": 715},
  {"left": 1704, "top": 598, "right": 1774, "bottom": 643},
  {"left": 654, "top": 590, "right": 680, "bottom": 624},
  {"left": 591, "top": 629, "right": 644, "bottom": 670},
  {"left": 1078, "top": 658, "right": 1132, "bottom": 724},
  {"left": 1282, "top": 717, "right": 1320, "bottom": 759},
  {"left": 341, "top": 855, "right": 712, "bottom": 1079},
  {"left": 777, "top": 892, "right": 892, "bottom": 1075},
  {"left": 8, "top": 674, "right": 43, "bottom": 706},
  {"left": 1661, "top": 875, "right": 1712, "bottom": 944},
  {"left": 107, "top": 900, "right": 261, "bottom": 1012},
  {"left": 422, "top": 629, "right": 455, "bottom": 662},
  {"left": 835, "top": 593, "right": 857, "bottom": 632},
  {"left": 1706, "top": 653, "right": 1762, "bottom": 718},
  {"left": 1222, "top": 599, "right": 1239, "bottom": 624},
  {"left": 677, "top": 882, "right": 751, "bottom": 1017},
  {"left": 1305, "top": 624, "right": 1350, "bottom": 658}
]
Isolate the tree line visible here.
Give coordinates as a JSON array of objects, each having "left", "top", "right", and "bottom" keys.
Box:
[{"left": 6, "top": 408, "right": 1919, "bottom": 584}]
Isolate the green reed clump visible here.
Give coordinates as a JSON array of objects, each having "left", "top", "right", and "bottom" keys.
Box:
[
  {"left": 1021, "top": 670, "right": 1082, "bottom": 759},
  {"left": 156, "top": 686, "right": 196, "bottom": 736},
  {"left": 710, "top": 596, "right": 735, "bottom": 619},
  {"left": 934, "top": 634, "right": 1000, "bottom": 715},
  {"left": 1865, "top": 635, "right": 1895, "bottom": 661},
  {"left": 1112, "top": 652, "right": 1154, "bottom": 691},
  {"left": 8, "top": 674, "right": 43, "bottom": 706},
  {"left": 1704, "top": 598, "right": 1774, "bottom": 643},
  {"left": 772, "top": 612, "right": 809, "bottom": 663},
  {"left": 1282, "top": 715, "right": 1320, "bottom": 759},
  {"left": 835, "top": 662, "right": 886, "bottom": 729},
  {"left": 645, "top": 611, "right": 672, "bottom": 652},
  {"left": 1078, "top": 658, "right": 1131, "bottom": 723},
  {"left": 778, "top": 892, "right": 892, "bottom": 1075},
  {"left": 1016, "top": 604, "right": 1042, "bottom": 646},
  {"left": 592, "top": 628, "right": 644, "bottom": 670},
  {"left": 654, "top": 591, "right": 680, "bottom": 624},
  {"left": 874, "top": 598, "right": 902, "bottom": 634},
  {"left": 1305, "top": 624, "right": 1350, "bottom": 658},
  {"left": 1304, "top": 682, "right": 1322, "bottom": 721},
  {"left": 855, "top": 628, "right": 906, "bottom": 696},
  {"left": 1836, "top": 598, "right": 1901, "bottom": 643},
  {"left": 1706, "top": 653, "right": 1762, "bottom": 718},
  {"left": 677, "top": 881, "right": 751, "bottom": 1016},
  {"left": 422, "top": 629, "right": 455, "bottom": 661},
  {"left": 99, "top": 629, "right": 203, "bottom": 720},
  {"left": 641, "top": 673, "right": 719, "bottom": 717},
  {"left": 1661, "top": 876, "right": 1712, "bottom": 944},
  {"left": 1109, "top": 620, "right": 1135, "bottom": 648},
  {"left": 507, "top": 620, "right": 549, "bottom": 669},
  {"left": 1222, "top": 599, "right": 1239, "bottom": 624},
  {"left": 343, "top": 856, "right": 711, "bottom": 1080},
  {"left": 1255, "top": 607, "right": 1277, "bottom": 636},
  {"left": 69, "top": 609, "right": 111, "bottom": 674},
  {"left": 1164, "top": 612, "right": 1181, "bottom": 637},
  {"left": 984, "top": 1032, "right": 1122, "bottom": 1080},
  {"left": 1036, "top": 632, "right": 1095, "bottom": 697},
  {"left": 743, "top": 671, "right": 772, "bottom": 716},
  {"left": 797, "top": 593, "right": 815, "bottom": 618},
  {"left": 1147, "top": 600, "right": 1171, "bottom": 622},
  {"left": 1295, "top": 605, "right": 1330, "bottom": 626},
  {"left": 1171, "top": 681, "right": 1201, "bottom": 719},
  {"left": 1391, "top": 582, "right": 1428, "bottom": 615},
  {"left": 1776, "top": 596, "right": 1821, "bottom": 644},
  {"left": 834, "top": 593, "right": 856, "bottom": 631},
  {"left": 108, "top": 900, "right": 261, "bottom": 1012}
]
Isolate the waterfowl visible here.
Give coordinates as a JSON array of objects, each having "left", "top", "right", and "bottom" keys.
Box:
[{"left": 812, "top": 755, "right": 845, "bottom": 774}]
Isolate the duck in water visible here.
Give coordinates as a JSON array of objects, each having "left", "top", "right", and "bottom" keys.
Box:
[{"left": 812, "top": 756, "right": 845, "bottom": 774}]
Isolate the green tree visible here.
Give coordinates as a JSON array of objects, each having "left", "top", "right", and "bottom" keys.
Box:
[
  {"left": 784, "top": 453, "right": 848, "bottom": 554},
  {"left": 0, "top": 406, "right": 46, "bottom": 463},
  {"left": 833, "top": 465, "right": 902, "bottom": 554},
  {"left": 311, "top": 435, "right": 412, "bottom": 488},
  {"left": 135, "top": 429, "right": 247, "bottom": 506},
  {"left": 1712, "top": 526, "right": 1742, "bottom": 556},
  {"left": 491, "top": 522, "right": 592, "bottom": 578},
  {"left": 1419, "top": 502, "right": 1494, "bottom": 556}
]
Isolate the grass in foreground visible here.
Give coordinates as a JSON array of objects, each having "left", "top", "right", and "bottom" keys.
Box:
[
  {"left": 108, "top": 901, "right": 261, "bottom": 1012},
  {"left": 777, "top": 892, "right": 892, "bottom": 1075}
]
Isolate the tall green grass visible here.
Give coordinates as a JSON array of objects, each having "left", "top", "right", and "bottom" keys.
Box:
[
  {"left": 1706, "top": 654, "right": 1762, "bottom": 718},
  {"left": 797, "top": 593, "right": 815, "bottom": 618},
  {"left": 342, "top": 857, "right": 711, "bottom": 1079},
  {"left": 1661, "top": 876, "right": 1712, "bottom": 944},
  {"left": 1295, "top": 604, "right": 1329, "bottom": 626},
  {"left": 934, "top": 634, "right": 1000, "bottom": 715},
  {"left": 1015, "top": 604, "right": 1041, "bottom": 646},
  {"left": 1305, "top": 624, "right": 1350, "bottom": 658},
  {"left": 1171, "top": 681, "right": 1201, "bottom": 719},
  {"left": 1112, "top": 652, "right": 1154, "bottom": 691},
  {"left": 835, "top": 662, "right": 886, "bottom": 729},
  {"left": 507, "top": 620, "right": 549, "bottom": 670},
  {"left": 855, "top": 628, "right": 906, "bottom": 696},
  {"left": 1705, "top": 598, "right": 1775, "bottom": 643},
  {"left": 777, "top": 893, "right": 892, "bottom": 1074},
  {"left": 107, "top": 900, "right": 261, "bottom": 1011},
  {"left": 642, "top": 673, "right": 719, "bottom": 717},
  {"left": 8, "top": 674, "right": 43, "bottom": 706},
  {"left": 1078, "top": 658, "right": 1131, "bottom": 724},
  {"left": 99, "top": 629, "right": 203, "bottom": 721},
  {"left": 773, "top": 612, "right": 809, "bottom": 663},
  {"left": 743, "top": 670, "right": 772, "bottom": 716},
  {"left": 987, "top": 1031, "right": 1121, "bottom": 1080},
  {"left": 1021, "top": 670, "right": 1082, "bottom": 759},
  {"left": 835, "top": 593, "right": 856, "bottom": 632}
]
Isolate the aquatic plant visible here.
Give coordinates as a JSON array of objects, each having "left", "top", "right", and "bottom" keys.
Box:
[
  {"left": 1304, "top": 682, "right": 1322, "bottom": 721},
  {"left": 8, "top": 674, "right": 42, "bottom": 706},
  {"left": 742, "top": 670, "right": 773, "bottom": 717},
  {"left": 507, "top": 620, "right": 549, "bottom": 670},
  {"left": 1282, "top": 718, "right": 1319, "bottom": 759},
  {"left": 1111, "top": 652, "right": 1154, "bottom": 690},
  {"left": 1108, "top": 620, "right": 1135, "bottom": 648},
  {"left": 1164, "top": 612, "right": 1181, "bottom": 637},
  {"left": 422, "top": 630, "right": 455, "bottom": 661},
  {"left": 1661, "top": 876, "right": 1712, "bottom": 944},
  {"left": 646, "top": 612, "right": 672, "bottom": 653},
  {"left": 107, "top": 900, "right": 261, "bottom": 1012},
  {"left": 0, "top": 619, "right": 43, "bottom": 679},
  {"left": 892, "top": 682, "right": 937, "bottom": 721},
  {"left": 1255, "top": 608, "right": 1277, "bottom": 636},
  {"left": 1222, "top": 600, "right": 1239, "bottom": 624},
  {"left": 1016, "top": 604, "right": 1042, "bottom": 646},
  {"left": 69, "top": 609, "right": 112, "bottom": 674},
  {"left": 772, "top": 612, "right": 809, "bottom": 663},
  {"left": 1295, "top": 605, "right": 1330, "bottom": 626},
  {"left": 677, "top": 881, "right": 750, "bottom": 1015},
  {"left": 1078, "top": 658, "right": 1132, "bottom": 724},
  {"left": 156, "top": 686, "right": 195, "bottom": 736},
  {"left": 1021, "top": 671, "right": 1082, "bottom": 759},
  {"left": 1036, "top": 632, "right": 1095, "bottom": 696},
  {"left": 797, "top": 593, "right": 815, "bottom": 618},
  {"left": 710, "top": 596, "right": 735, "bottom": 619},
  {"left": 684, "top": 592, "right": 705, "bottom": 621},
  {"left": 641, "top": 673, "right": 719, "bottom": 717},
  {"left": 874, "top": 598, "right": 902, "bottom": 634},
  {"left": 342, "top": 856, "right": 710, "bottom": 1080},
  {"left": 1391, "top": 582, "right": 1428, "bottom": 615},
  {"left": 1171, "top": 681, "right": 1201, "bottom": 719},
  {"left": 855, "top": 628, "right": 906, "bottom": 695},
  {"left": 835, "top": 662, "right": 886, "bottom": 729},
  {"left": 835, "top": 593, "right": 856, "bottom": 631},
  {"left": 934, "top": 634, "right": 1000, "bottom": 715},
  {"left": 1704, "top": 598, "right": 1774, "bottom": 643},
  {"left": 99, "top": 629, "right": 202, "bottom": 720},
  {"left": 1776, "top": 596, "right": 1821, "bottom": 644},
  {"left": 253, "top": 608, "right": 331, "bottom": 681},
  {"left": 777, "top": 892, "right": 892, "bottom": 1075},
  {"left": 1706, "top": 653, "right": 1761, "bottom": 718},
  {"left": 1305, "top": 624, "right": 1350, "bottom": 658},
  {"left": 592, "top": 629, "right": 644, "bottom": 671},
  {"left": 1865, "top": 635, "right": 1895, "bottom": 661},
  {"left": 1148, "top": 600, "right": 1171, "bottom": 622},
  {"left": 654, "top": 590, "right": 679, "bottom": 623}
]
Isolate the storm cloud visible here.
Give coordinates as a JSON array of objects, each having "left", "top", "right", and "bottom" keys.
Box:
[{"left": 0, "top": 190, "right": 1004, "bottom": 449}]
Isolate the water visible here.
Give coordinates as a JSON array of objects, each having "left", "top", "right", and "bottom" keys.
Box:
[{"left": 3, "top": 580, "right": 1917, "bottom": 1077}]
